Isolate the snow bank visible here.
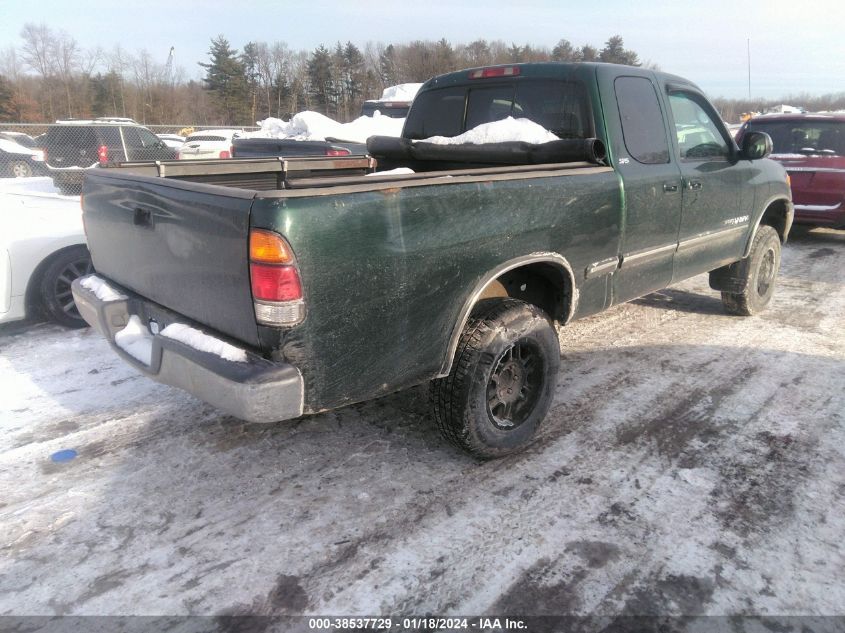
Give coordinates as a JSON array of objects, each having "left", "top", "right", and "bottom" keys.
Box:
[
  {"left": 161, "top": 323, "right": 247, "bottom": 363},
  {"left": 378, "top": 83, "right": 423, "bottom": 102},
  {"left": 366, "top": 167, "right": 415, "bottom": 177},
  {"left": 115, "top": 315, "right": 153, "bottom": 366},
  {"left": 247, "top": 111, "right": 404, "bottom": 144},
  {"left": 80, "top": 275, "right": 126, "bottom": 302},
  {"left": 421, "top": 117, "right": 560, "bottom": 145}
]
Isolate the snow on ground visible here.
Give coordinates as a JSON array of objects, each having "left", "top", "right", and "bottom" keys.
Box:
[
  {"left": 0, "top": 175, "right": 77, "bottom": 200},
  {"left": 376, "top": 83, "right": 423, "bottom": 102},
  {"left": 421, "top": 116, "right": 560, "bottom": 145},
  {"left": 0, "top": 227, "right": 843, "bottom": 618},
  {"left": 247, "top": 111, "right": 405, "bottom": 144}
]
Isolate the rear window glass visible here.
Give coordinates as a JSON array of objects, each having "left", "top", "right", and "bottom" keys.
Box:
[
  {"left": 403, "top": 80, "right": 590, "bottom": 141},
  {"left": 187, "top": 135, "right": 227, "bottom": 142},
  {"left": 98, "top": 127, "right": 123, "bottom": 146},
  {"left": 745, "top": 119, "right": 845, "bottom": 156},
  {"left": 48, "top": 126, "right": 96, "bottom": 146}
]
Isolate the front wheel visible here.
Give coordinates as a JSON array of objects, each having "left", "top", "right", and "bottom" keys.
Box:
[
  {"left": 39, "top": 246, "right": 94, "bottom": 328},
  {"left": 430, "top": 299, "right": 560, "bottom": 459},
  {"left": 720, "top": 225, "right": 782, "bottom": 316}
]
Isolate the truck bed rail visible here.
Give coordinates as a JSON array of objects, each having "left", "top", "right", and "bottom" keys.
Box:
[{"left": 102, "top": 156, "right": 377, "bottom": 190}]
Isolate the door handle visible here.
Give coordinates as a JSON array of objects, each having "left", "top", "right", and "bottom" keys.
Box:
[
  {"left": 663, "top": 182, "right": 679, "bottom": 193},
  {"left": 686, "top": 179, "right": 703, "bottom": 191}
]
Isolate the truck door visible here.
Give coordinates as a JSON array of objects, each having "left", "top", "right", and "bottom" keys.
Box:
[
  {"left": 598, "top": 70, "right": 684, "bottom": 304},
  {"left": 662, "top": 87, "right": 754, "bottom": 281}
]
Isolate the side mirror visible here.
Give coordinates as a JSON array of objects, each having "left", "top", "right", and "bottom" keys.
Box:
[{"left": 742, "top": 131, "right": 773, "bottom": 160}]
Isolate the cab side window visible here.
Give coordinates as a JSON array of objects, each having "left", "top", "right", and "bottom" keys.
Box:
[
  {"left": 614, "top": 76, "right": 670, "bottom": 164},
  {"left": 669, "top": 92, "right": 730, "bottom": 160}
]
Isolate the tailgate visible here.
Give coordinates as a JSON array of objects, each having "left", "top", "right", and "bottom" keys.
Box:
[{"left": 82, "top": 171, "right": 260, "bottom": 347}]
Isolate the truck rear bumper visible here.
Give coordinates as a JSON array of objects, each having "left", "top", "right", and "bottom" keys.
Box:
[{"left": 71, "top": 275, "right": 303, "bottom": 424}]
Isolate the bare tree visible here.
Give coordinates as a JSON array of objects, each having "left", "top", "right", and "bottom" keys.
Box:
[{"left": 20, "top": 22, "right": 57, "bottom": 119}]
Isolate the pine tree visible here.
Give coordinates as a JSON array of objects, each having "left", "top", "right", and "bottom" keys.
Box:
[
  {"left": 578, "top": 45, "right": 599, "bottom": 62},
  {"left": 551, "top": 39, "right": 577, "bottom": 62},
  {"left": 379, "top": 45, "right": 398, "bottom": 87},
  {"left": 241, "top": 42, "right": 261, "bottom": 123},
  {"left": 307, "top": 45, "right": 335, "bottom": 116},
  {"left": 198, "top": 35, "right": 250, "bottom": 124},
  {"left": 508, "top": 44, "right": 524, "bottom": 63},
  {"left": 0, "top": 75, "right": 18, "bottom": 121},
  {"left": 343, "top": 42, "right": 365, "bottom": 118},
  {"left": 599, "top": 35, "right": 640, "bottom": 66}
]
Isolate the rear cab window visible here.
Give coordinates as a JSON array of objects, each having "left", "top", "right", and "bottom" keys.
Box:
[
  {"left": 613, "top": 76, "right": 670, "bottom": 164},
  {"left": 403, "top": 79, "right": 592, "bottom": 141}
]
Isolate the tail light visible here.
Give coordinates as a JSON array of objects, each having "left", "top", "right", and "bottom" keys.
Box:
[
  {"left": 249, "top": 229, "right": 305, "bottom": 326},
  {"left": 219, "top": 149, "right": 231, "bottom": 159},
  {"left": 97, "top": 145, "right": 109, "bottom": 165},
  {"left": 325, "top": 147, "right": 350, "bottom": 157},
  {"left": 41, "top": 147, "right": 48, "bottom": 163},
  {"left": 468, "top": 66, "right": 521, "bottom": 79}
]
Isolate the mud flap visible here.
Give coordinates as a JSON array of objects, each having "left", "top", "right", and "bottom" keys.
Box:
[{"left": 709, "top": 259, "right": 750, "bottom": 294}]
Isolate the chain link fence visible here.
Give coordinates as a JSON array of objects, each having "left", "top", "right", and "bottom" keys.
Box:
[{"left": 0, "top": 121, "right": 259, "bottom": 183}]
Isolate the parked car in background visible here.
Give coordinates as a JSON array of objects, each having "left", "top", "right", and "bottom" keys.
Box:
[
  {"left": 156, "top": 133, "right": 185, "bottom": 150},
  {"left": 231, "top": 137, "right": 366, "bottom": 158},
  {"left": 177, "top": 129, "right": 242, "bottom": 160},
  {"left": 40, "top": 121, "right": 176, "bottom": 194},
  {"left": 361, "top": 82, "right": 423, "bottom": 118},
  {"left": 738, "top": 113, "right": 845, "bottom": 228},
  {"left": 0, "top": 132, "right": 47, "bottom": 178},
  {"left": 0, "top": 177, "right": 90, "bottom": 328}
]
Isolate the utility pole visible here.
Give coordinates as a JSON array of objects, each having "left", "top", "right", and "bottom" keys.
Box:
[{"left": 747, "top": 38, "right": 751, "bottom": 99}]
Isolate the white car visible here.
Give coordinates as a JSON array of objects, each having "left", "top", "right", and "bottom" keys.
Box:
[
  {"left": 0, "top": 177, "right": 91, "bottom": 328},
  {"left": 178, "top": 129, "right": 242, "bottom": 159},
  {"left": 0, "top": 132, "right": 46, "bottom": 178},
  {"left": 156, "top": 133, "right": 185, "bottom": 150}
]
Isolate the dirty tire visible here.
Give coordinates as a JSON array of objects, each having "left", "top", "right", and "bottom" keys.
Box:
[
  {"left": 721, "top": 225, "right": 781, "bottom": 316},
  {"left": 430, "top": 298, "right": 560, "bottom": 459},
  {"left": 39, "top": 245, "right": 93, "bottom": 328}
]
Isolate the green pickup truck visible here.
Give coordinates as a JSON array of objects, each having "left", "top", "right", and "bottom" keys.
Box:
[{"left": 71, "top": 62, "right": 793, "bottom": 458}]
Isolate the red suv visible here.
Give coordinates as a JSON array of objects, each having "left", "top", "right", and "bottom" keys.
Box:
[{"left": 737, "top": 113, "right": 845, "bottom": 228}]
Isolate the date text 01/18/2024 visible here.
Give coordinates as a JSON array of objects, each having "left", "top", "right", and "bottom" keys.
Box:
[{"left": 307, "top": 617, "right": 527, "bottom": 630}]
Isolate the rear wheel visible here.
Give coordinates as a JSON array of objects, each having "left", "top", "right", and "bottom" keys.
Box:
[
  {"left": 39, "top": 246, "right": 93, "bottom": 328},
  {"left": 9, "top": 160, "right": 32, "bottom": 178},
  {"left": 720, "top": 225, "right": 781, "bottom": 316},
  {"left": 430, "top": 299, "right": 560, "bottom": 459}
]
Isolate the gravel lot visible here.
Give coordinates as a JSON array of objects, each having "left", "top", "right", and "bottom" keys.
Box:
[{"left": 1, "top": 227, "right": 843, "bottom": 620}]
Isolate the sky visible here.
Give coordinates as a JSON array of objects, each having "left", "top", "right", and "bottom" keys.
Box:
[{"left": 1, "top": 0, "right": 844, "bottom": 100}]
